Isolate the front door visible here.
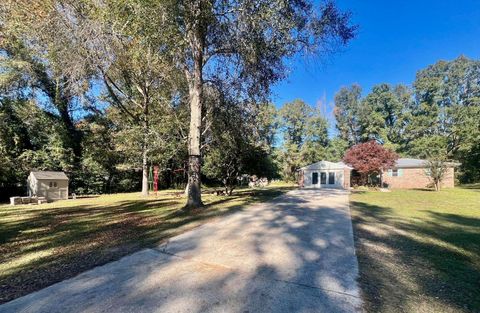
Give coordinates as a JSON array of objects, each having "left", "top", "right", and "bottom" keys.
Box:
[
  {"left": 312, "top": 172, "right": 318, "bottom": 185},
  {"left": 320, "top": 172, "right": 327, "bottom": 185}
]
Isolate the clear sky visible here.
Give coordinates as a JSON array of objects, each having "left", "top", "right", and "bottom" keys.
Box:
[{"left": 271, "top": 0, "right": 480, "bottom": 128}]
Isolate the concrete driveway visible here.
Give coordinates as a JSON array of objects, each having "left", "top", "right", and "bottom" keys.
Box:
[{"left": 0, "top": 189, "right": 362, "bottom": 313}]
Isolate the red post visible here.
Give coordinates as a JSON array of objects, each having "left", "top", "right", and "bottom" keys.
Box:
[{"left": 153, "top": 166, "right": 159, "bottom": 195}]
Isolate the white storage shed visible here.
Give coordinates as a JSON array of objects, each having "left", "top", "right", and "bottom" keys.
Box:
[
  {"left": 298, "top": 161, "right": 352, "bottom": 189},
  {"left": 27, "top": 171, "right": 69, "bottom": 200}
]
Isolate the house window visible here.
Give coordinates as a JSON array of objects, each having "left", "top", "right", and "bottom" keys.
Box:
[
  {"left": 392, "top": 169, "right": 398, "bottom": 177},
  {"left": 312, "top": 172, "right": 319, "bottom": 184},
  {"left": 49, "top": 182, "right": 53, "bottom": 187},
  {"left": 320, "top": 172, "right": 327, "bottom": 184},
  {"left": 54, "top": 182, "right": 57, "bottom": 187},
  {"left": 328, "top": 172, "right": 335, "bottom": 184}
]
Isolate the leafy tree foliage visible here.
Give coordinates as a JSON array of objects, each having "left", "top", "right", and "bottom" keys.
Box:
[
  {"left": 425, "top": 159, "right": 448, "bottom": 191},
  {"left": 406, "top": 56, "right": 480, "bottom": 182},
  {"left": 334, "top": 56, "right": 480, "bottom": 183},
  {"left": 343, "top": 141, "right": 398, "bottom": 185},
  {"left": 159, "top": 0, "right": 356, "bottom": 208},
  {"left": 274, "top": 98, "right": 347, "bottom": 181},
  {"left": 333, "top": 84, "right": 362, "bottom": 145},
  {"left": 334, "top": 83, "right": 411, "bottom": 148}
]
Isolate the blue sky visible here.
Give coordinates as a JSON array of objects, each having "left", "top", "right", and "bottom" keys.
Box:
[{"left": 271, "top": 0, "right": 480, "bottom": 130}]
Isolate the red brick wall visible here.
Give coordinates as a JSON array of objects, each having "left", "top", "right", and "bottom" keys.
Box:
[{"left": 383, "top": 167, "right": 455, "bottom": 189}]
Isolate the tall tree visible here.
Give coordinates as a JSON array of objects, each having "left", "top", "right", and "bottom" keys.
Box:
[
  {"left": 166, "top": 0, "right": 356, "bottom": 208},
  {"left": 0, "top": 22, "right": 87, "bottom": 190},
  {"left": 334, "top": 84, "right": 362, "bottom": 145},
  {"left": 359, "top": 83, "right": 410, "bottom": 148},
  {"left": 203, "top": 97, "right": 271, "bottom": 195},
  {"left": 3, "top": 0, "right": 183, "bottom": 196},
  {"left": 255, "top": 103, "right": 278, "bottom": 153},
  {"left": 406, "top": 56, "right": 480, "bottom": 181},
  {"left": 279, "top": 99, "right": 312, "bottom": 147},
  {"left": 277, "top": 99, "right": 330, "bottom": 180}
]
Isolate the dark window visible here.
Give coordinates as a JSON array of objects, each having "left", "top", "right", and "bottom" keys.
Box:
[
  {"left": 328, "top": 172, "right": 335, "bottom": 184},
  {"left": 392, "top": 169, "right": 398, "bottom": 177},
  {"left": 312, "top": 172, "right": 318, "bottom": 184},
  {"left": 49, "top": 182, "right": 53, "bottom": 188},
  {"left": 53, "top": 182, "right": 57, "bottom": 187},
  {"left": 320, "top": 172, "right": 327, "bottom": 184}
]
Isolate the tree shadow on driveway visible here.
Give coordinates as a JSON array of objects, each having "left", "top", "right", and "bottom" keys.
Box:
[{"left": 0, "top": 189, "right": 362, "bottom": 313}]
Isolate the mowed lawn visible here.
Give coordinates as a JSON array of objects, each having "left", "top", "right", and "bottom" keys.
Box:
[
  {"left": 350, "top": 185, "right": 480, "bottom": 313},
  {"left": 0, "top": 184, "right": 293, "bottom": 304}
]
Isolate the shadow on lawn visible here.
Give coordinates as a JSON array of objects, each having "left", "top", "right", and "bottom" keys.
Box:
[
  {"left": 459, "top": 183, "right": 480, "bottom": 191},
  {"left": 0, "top": 186, "right": 293, "bottom": 304},
  {"left": 351, "top": 201, "right": 480, "bottom": 313}
]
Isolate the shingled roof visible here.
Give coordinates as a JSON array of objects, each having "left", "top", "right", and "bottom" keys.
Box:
[
  {"left": 395, "top": 158, "right": 460, "bottom": 168},
  {"left": 30, "top": 171, "right": 69, "bottom": 180}
]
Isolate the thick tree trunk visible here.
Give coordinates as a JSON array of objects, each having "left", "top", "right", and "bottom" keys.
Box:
[
  {"left": 185, "top": 27, "right": 205, "bottom": 209},
  {"left": 185, "top": 76, "right": 203, "bottom": 208},
  {"left": 141, "top": 101, "right": 149, "bottom": 197},
  {"left": 141, "top": 148, "right": 149, "bottom": 196}
]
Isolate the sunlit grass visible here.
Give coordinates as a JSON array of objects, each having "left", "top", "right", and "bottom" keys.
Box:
[{"left": 350, "top": 185, "right": 480, "bottom": 313}]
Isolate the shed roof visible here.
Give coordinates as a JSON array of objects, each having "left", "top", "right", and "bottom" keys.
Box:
[
  {"left": 300, "top": 160, "right": 353, "bottom": 171},
  {"left": 30, "top": 171, "right": 69, "bottom": 180}
]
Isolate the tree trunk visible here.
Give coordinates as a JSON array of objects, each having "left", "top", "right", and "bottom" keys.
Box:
[
  {"left": 141, "top": 148, "right": 148, "bottom": 196},
  {"left": 141, "top": 101, "right": 149, "bottom": 197},
  {"left": 185, "top": 70, "right": 204, "bottom": 208},
  {"left": 185, "top": 28, "right": 204, "bottom": 209}
]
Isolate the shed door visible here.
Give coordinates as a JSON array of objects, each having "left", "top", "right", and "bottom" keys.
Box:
[{"left": 312, "top": 172, "right": 318, "bottom": 185}]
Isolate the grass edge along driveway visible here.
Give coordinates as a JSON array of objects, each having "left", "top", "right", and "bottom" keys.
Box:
[
  {"left": 350, "top": 185, "right": 480, "bottom": 313},
  {"left": 0, "top": 184, "right": 294, "bottom": 304}
]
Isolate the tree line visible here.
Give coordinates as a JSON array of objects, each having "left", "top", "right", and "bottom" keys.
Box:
[
  {"left": 1, "top": 1, "right": 478, "bottom": 206},
  {"left": 272, "top": 56, "right": 480, "bottom": 185},
  {"left": 0, "top": 0, "right": 356, "bottom": 206},
  {"left": 334, "top": 56, "right": 480, "bottom": 183}
]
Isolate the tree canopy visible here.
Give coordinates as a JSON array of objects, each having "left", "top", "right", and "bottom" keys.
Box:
[{"left": 343, "top": 141, "right": 398, "bottom": 186}]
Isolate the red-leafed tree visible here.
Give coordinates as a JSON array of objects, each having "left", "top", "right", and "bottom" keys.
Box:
[{"left": 343, "top": 141, "right": 398, "bottom": 186}]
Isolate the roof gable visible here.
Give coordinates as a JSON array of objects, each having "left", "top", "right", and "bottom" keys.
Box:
[{"left": 30, "top": 171, "right": 69, "bottom": 180}]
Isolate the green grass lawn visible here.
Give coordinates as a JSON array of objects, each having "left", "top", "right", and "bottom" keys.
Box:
[
  {"left": 0, "top": 184, "right": 293, "bottom": 304},
  {"left": 350, "top": 185, "right": 480, "bottom": 313}
]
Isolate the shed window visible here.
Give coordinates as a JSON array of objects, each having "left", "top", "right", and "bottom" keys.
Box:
[{"left": 328, "top": 172, "right": 335, "bottom": 184}]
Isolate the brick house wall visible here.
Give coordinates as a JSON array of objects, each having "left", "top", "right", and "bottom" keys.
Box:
[{"left": 383, "top": 167, "right": 455, "bottom": 189}]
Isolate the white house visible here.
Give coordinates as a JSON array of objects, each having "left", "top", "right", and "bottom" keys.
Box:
[
  {"left": 27, "top": 171, "right": 69, "bottom": 200},
  {"left": 298, "top": 161, "right": 352, "bottom": 189}
]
